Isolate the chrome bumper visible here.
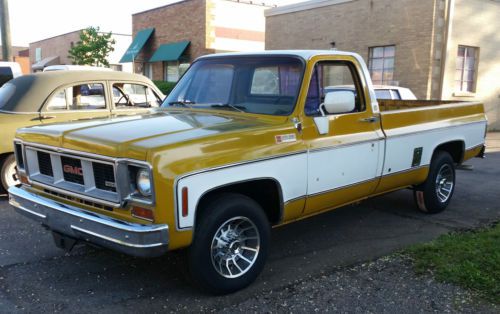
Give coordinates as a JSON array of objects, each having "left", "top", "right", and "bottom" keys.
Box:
[{"left": 8, "top": 186, "right": 169, "bottom": 257}]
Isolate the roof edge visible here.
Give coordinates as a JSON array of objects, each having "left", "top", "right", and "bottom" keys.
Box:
[{"left": 265, "top": 0, "right": 354, "bottom": 17}]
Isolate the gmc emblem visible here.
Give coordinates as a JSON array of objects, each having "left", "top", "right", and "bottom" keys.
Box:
[{"left": 63, "top": 165, "right": 83, "bottom": 176}]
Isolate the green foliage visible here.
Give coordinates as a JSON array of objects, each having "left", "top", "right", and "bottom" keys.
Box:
[
  {"left": 153, "top": 80, "right": 176, "bottom": 95},
  {"left": 407, "top": 223, "right": 500, "bottom": 303},
  {"left": 68, "top": 26, "right": 116, "bottom": 67}
]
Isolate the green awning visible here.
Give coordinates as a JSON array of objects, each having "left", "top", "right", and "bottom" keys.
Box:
[
  {"left": 149, "top": 41, "right": 190, "bottom": 62},
  {"left": 119, "top": 28, "right": 154, "bottom": 63}
]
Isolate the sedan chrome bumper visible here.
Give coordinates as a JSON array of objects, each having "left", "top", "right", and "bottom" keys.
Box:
[{"left": 8, "top": 186, "right": 169, "bottom": 257}]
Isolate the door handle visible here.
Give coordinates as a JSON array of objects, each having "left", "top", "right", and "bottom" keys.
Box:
[
  {"left": 40, "top": 115, "right": 56, "bottom": 120},
  {"left": 359, "top": 116, "right": 379, "bottom": 123}
]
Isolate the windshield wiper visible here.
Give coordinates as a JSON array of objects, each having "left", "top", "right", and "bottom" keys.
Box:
[
  {"left": 168, "top": 100, "right": 195, "bottom": 108},
  {"left": 210, "top": 103, "right": 246, "bottom": 113}
]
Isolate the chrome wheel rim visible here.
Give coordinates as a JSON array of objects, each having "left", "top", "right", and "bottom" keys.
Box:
[
  {"left": 3, "top": 160, "right": 19, "bottom": 188},
  {"left": 435, "top": 164, "right": 454, "bottom": 203},
  {"left": 211, "top": 216, "right": 260, "bottom": 279}
]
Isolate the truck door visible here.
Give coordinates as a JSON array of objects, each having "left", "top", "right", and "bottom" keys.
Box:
[{"left": 301, "top": 57, "right": 385, "bottom": 214}]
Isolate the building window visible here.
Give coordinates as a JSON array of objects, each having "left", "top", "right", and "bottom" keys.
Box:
[
  {"left": 455, "top": 46, "right": 478, "bottom": 92},
  {"left": 368, "top": 45, "right": 395, "bottom": 85},
  {"left": 35, "top": 48, "right": 42, "bottom": 62},
  {"left": 164, "top": 62, "right": 190, "bottom": 83},
  {"left": 143, "top": 63, "right": 153, "bottom": 79},
  {"left": 110, "top": 64, "right": 123, "bottom": 71}
]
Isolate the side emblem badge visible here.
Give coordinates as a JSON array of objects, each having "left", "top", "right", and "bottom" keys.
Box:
[{"left": 275, "top": 134, "right": 297, "bottom": 144}]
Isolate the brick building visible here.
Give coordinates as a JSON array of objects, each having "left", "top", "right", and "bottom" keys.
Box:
[
  {"left": 29, "top": 30, "right": 133, "bottom": 72},
  {"left": 124, "top": 0, "right": 271, "bottom": 82},
  {"left": 265, "top": 0, "right": 500, "bottom": 130}
]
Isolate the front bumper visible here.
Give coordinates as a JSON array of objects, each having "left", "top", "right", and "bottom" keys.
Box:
[{"left": 8, "top": 186, "right": 169, "bottom": 257}]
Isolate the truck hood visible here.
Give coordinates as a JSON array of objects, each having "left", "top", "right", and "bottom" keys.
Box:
[{"left": 16, "top": 110, "right": 277, "bottom": 160}]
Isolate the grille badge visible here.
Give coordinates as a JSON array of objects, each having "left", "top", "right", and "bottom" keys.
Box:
[
  {"left": 63, "top": 165, "right": 83, "bottom": 176},
  {"left": 105, "top": 181, "right": 116, "bottom": 188}
]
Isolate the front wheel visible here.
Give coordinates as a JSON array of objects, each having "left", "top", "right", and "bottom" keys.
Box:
[
  {"left": 188, "top": 193, "right": 270, "bottom": 294},
  {"left": 414, "top": 151, "right": 455, "bottom": 214},
  {"left": 1, "top": 154, "right": 19, "bottom": 193}
]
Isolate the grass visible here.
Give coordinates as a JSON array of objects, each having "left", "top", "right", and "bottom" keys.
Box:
[{"left": 407, "top": 223, "right": 500, "bottom": 304}]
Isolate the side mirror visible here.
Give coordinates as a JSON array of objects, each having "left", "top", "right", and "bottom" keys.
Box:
[{"left": 322, "top": 91, "right": 356, "bottom": 114}]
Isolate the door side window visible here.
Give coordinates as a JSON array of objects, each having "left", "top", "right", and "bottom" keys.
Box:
[
  {"left": 113, "top": 83, "right": 161, "bottom": 108},
  {"left": 305, "top": 61, "right": 365, "bottom": 116},
  {"left": 45, "top": 83, "right": 106, "bottom": 111}
]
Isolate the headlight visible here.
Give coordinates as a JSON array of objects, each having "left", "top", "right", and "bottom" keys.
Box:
[{"left": 136, "top": 169, "right": 152, "bottom": 197}]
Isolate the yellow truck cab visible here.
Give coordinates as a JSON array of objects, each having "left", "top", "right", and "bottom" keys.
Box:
[{"left": 8, "top": 50, "right": 487, "bottom": 294}]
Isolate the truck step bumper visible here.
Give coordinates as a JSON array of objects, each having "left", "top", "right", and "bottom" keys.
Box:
[{"left": 8, "top": 186, "right": 169, "bottom": 258}]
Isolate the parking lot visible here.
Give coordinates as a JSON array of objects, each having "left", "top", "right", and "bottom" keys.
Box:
[{"left": 0, "top": 136, "right": 498, "bottom": 312}]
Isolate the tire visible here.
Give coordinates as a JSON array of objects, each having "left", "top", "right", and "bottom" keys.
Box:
[
  {"left": 188, "top": 193, "right": 270, "bottom": 294},
  {"left": 1, "top": 154, "right": 19, "bottom": 193},
  {"left": 414, "top": 151, "right": 455, "bottom": 214}
]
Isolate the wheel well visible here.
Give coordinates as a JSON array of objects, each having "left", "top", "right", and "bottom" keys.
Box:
[
  {"left": 434, "top": 141, "right": 464, "bottom": 164},
  {"left": 196, "top": 179, "right": 283, "bottom": 226},
  {"left": 0, "top": 152, "right": 13, "bottom": 164}
]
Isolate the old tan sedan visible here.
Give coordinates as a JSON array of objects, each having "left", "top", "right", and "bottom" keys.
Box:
[{"left": 0, "top": 70, "right": 164, "bottom": 191}]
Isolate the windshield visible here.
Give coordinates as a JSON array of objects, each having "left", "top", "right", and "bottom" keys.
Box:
[{"left": 162, "top": 56, "right": 304, "bottom": 116}]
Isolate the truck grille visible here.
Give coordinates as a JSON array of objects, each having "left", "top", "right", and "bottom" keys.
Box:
[
  {"left": 37, "top": 151, "right": 53, "bottom": 176},
  {"left": 24, "top": 146, "right": 119, "bottom": 205},
  {"left": 60, "top": 156, "right": 84, "bottom": 185},
  {"left": 93, "top": 163, "right": 116, "bottom": 192}
]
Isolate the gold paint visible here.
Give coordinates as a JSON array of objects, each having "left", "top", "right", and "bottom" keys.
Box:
[
  {"left": 463, "top": 145, "right": 483, "bottom": 161},
  {"left": 375, "top": 167, "right": 429, "bottom": 193}
]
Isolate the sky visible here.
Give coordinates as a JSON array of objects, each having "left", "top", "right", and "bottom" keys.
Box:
[{"left": 5, "top": 0, "right": 306, "bottom": 47}]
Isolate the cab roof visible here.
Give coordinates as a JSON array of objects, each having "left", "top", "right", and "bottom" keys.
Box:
[{"left": 197, "top": 50, "right": 362, "bottom": 61}]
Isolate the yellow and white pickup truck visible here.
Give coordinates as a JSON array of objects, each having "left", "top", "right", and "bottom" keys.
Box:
[{"left": 9, "top": 50, "right": 487, "bottom": 293}]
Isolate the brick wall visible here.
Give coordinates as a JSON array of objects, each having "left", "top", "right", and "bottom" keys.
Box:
[
  {"left": 441, "top": 0, "right": 500, "bottom": 130},
  {"left": 29, "top": 31, "right": 81, "bottom": 66},
  {"left": 265, "top": 0, "right": 440, "bottom": 99},
  {"left": 132, "top": 0, "right": 215, "bottom": 81}
]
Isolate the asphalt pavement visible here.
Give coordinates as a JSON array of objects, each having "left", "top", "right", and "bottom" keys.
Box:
[{"left": 0, "top": 135, "right": 498, "bottom": 312}]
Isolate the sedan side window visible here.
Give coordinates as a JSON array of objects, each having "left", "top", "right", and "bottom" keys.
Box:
[
  {"left": 45, "top": 83, "right": 106, "bottom": 111},
  {"left": 113, "top": 83, "right": 161, "bottom": 108},
  {"left": 45, "top": 90, "right": 67, "bottom": 111}
]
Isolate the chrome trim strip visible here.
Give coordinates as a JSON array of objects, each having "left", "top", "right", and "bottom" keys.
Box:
[
  {"left": 283, "top": 196, "right": 306, "bottom": 205},
  {"left": 12, "top": 202, "right": 47, "bottom": 219},
  {"left": 384, "top": 120, "right": 486, "bottom": 139},
  {"left": 307, "top": 177, "right": 377, "bottom": 198},
  {"left": 70, "top": 225, "right": 166, "bottom": 248},
  {"left": 308, "top": 137, "right": 384, "bottom": 154}
]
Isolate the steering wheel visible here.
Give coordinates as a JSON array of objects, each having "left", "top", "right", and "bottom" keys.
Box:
[{"left": 117, "top": 94, "right": 134, "bottom": 107}]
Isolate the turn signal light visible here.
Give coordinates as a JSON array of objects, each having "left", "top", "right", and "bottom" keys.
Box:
[
  {"left": 131, "top": 206, "right": 154, "bottom": 222},
  {"left": 19, "top": 174, "right": 29, "bottom": 185},
  {"left": 182, "top": 187, "right": 189, "bottom": 217}
]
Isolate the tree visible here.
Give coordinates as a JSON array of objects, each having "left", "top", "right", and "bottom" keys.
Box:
[{"left": 68, "top": 26, "right": 116, "bottom": 67}]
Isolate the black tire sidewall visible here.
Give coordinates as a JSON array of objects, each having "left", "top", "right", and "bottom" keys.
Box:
[
  {"left": 188, "top": 193, "right": 270, "bottom": 294},
  {"left": 415, "top": 151, "right": 455, "bottom": 214}
]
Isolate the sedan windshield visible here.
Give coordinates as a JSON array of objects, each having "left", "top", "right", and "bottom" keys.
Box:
[{"left": 162, "top": 56, "right": 304, "bottom": 116}]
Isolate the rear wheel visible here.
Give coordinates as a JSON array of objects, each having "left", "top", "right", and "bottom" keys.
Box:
[
  {"left": 188, "top": 193, "right": 270, "bottom": 294},
  {"left": 1, "top": 154, "right": 19, "bottom": 193},
  {"left": 414, "top": 151, "right": 455, "bottom": 214}
]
